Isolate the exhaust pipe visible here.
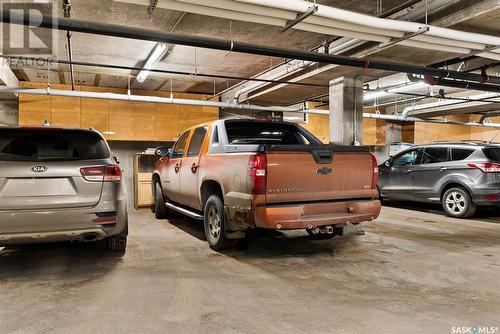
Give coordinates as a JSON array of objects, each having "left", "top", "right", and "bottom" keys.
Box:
[{"left": 81, "top": 232, "right": 99, "bottom": 242}]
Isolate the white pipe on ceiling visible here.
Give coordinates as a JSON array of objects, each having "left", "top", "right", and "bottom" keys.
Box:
[
  {"left": 363, "top": 113, "right": 500, "bottom": 129},
  {"left": 402, "top": 93, "right": 500, "bottom": 116},
  {"left": 4, "top": 86, "right": 500, "bottom": 129},
  {"left": 0, "top": 87, "right": 326, "bottom": 114}
]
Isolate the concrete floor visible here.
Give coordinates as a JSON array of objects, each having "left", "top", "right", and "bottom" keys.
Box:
[{"left": 1, "top": 206, "right": 499, "bottom": 334}]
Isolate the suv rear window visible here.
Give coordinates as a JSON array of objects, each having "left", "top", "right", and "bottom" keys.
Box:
[
  {"left": 225, "top": 121, "right": 321, "bottom": 145},
  {"left": 484, "top": 147, "right": 500, "bottom": 162},
  {"left": 0, "top": 129, "right": 109, "bottom": 162},
  {"left": 451, "top": 148, "right": 474, "bottom": 161}
]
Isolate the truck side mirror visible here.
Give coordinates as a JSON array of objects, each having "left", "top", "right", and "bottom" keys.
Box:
[{"left": 155, "top": 146, "right": 170, "bottom": 157}]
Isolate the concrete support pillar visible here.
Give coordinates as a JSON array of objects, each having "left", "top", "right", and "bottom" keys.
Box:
[{"left": 329, "top": 76, "right": 363, "bottom": 145}]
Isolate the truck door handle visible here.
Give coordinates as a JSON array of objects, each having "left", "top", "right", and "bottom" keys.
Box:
[
  {"left": 175, "top": 163, "right": 181, "bottom": 173},
  {"left": 403, "top": 169, "right": 412, "bottom": 174},
  {"left": 438, "top": 167, "right": 447, "bottom": 172},
  {"left": 191, "top": 163, "right": 199, "bottom": 174}
]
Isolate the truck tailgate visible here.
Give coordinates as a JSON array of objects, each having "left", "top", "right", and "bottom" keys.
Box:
[{"left": 265, "top": 146, "right": 374, "bottom": 204}]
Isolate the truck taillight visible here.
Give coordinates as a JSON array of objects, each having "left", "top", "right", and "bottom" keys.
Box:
[
  {"left": 81, "top": 165, "right": 122, "bottom": 182},
  {"left": 468, "top": 163, "right": 500, "bottom": 173},
  {"left": 248, "top": 153, "right": 267, "bottom": 194},
  {"left": 371, "top": 153, "right": 379, "bottom": 189}
]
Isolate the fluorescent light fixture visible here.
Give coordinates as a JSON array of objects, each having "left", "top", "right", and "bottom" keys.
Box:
[{"left": 137, "top": 43, "right": 169, "bottom": 83}]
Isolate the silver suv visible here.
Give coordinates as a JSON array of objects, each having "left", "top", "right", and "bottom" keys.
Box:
[
  {"left": 0, "top": 127, "right": 128, "bottom": 254},
  {"left": 378, "top": 141, "right": 500, "bottom": 218}
]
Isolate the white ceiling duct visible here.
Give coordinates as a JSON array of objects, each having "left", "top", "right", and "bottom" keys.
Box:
[
  {"left": 117, "top": 0, "right": 500, "bottom": 60},
  {"left": 236, "top": 0, "right": 500, "bottom": 48}
]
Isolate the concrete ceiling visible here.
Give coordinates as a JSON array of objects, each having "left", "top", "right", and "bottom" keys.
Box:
[{"left": 5, "top": 0, "right": 500, "bottom": 109}]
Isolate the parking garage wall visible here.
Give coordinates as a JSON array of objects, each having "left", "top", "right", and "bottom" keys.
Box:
[
  {"left": 108, "top": 141, "right": 173, "bottom": 208},
  {"left": 0, "top": 100, "right": 19, "bottom": 125}
]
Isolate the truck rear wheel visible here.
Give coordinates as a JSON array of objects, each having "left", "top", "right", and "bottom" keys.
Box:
[
  {"left": 154, "top": 183, "right": 169, "bottom": 219},
  {"left": 204, "top": 195, "right": 237, "bottom": 251}
]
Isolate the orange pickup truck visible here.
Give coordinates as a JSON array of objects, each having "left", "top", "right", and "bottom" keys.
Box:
[{"left": 152, "top": 119, "right": 381, "bottom": 250}]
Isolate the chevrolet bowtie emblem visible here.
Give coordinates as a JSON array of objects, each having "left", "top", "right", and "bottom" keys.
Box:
[{"left": 316, "top": 167, "right": 333, "bottom": 175}]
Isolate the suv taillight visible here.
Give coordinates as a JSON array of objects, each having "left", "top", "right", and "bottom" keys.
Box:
[
  {"left": 248, "top": 153, "right": 267, "bottom": 194},
  {"left": 81, "top": 165, "right": 122, "bottom": 182},
  {"left": 371, "top": 153, "right": 379, "bottom": 189},
  {"left": 468, "top": 163, "right": 500, "bottom": 173}
]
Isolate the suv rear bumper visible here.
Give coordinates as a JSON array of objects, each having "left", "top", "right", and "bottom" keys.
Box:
[
  {"left": 0, "top": 200, "right": 127, "bottom": 246},
  {"left": 254, "top": 199, "right": 381, "bottom": 230},
  {"left": 471, "top": 186, "right": 500, "bottom": 206}
]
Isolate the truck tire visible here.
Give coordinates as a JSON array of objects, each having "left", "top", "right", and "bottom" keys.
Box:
[
  {"left": 154, "top": 183, "right": 169, "bottom": 219},
  {"left": 442, "top": 187, "right": 476, "bottom": 219},
  {"left": 203, "top": 195, "right": 237, "bottom": 251}
]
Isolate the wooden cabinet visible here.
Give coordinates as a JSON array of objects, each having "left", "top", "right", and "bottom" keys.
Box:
[
  {"left": 19, "top": 94, "right": 51, "bottom": 126},
  {"left": 18, "top": 82, "right": 220, "bottom": 141},
  {"left": 134, "top": 153, "right": 158, "bottom": 209},
  {"left": 363, "top": 118, "right": 386, "bottom": 146}
]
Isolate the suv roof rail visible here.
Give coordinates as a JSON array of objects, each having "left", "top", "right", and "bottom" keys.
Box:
[{"left": 425, "top": 140, "right": 488, "bottom": 146}]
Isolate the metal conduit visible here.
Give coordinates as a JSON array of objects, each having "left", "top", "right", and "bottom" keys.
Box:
[
  {"left": 1, "top": 11, "right": 500, "bottom": 85},
  {"left": 363, "top": 113, "right": 500, "bottom": 129},
  {"left": 2, "top": 86, "right": 500, "bottom": 129},
  {"left": 0, "top": 87, "right": 328, "bottom": 114}
]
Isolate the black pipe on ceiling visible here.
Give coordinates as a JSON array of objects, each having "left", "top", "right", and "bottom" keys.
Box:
[
  {"left": 2, "top": 10, "right": 500, "bottom": 85},
  {"left": 0, "top": 55, "right": 328, "bottom": 88},
  {"left": 428, "top": 77, "right": 500, "bottom": 93},
  {"left": 407, "top": 73, "right": 500, "bottom": 93},
  {"left": 378, "top": 0, "right": 422, "bottom": 18}
]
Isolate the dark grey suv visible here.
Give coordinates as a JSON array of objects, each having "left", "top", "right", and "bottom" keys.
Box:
[{"left": 378, "top": 141, "right": 500, "bottom": 218}]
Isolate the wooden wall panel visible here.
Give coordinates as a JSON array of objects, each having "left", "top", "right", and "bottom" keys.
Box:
[
  {"left": 50, "top": 96, "right": 81, "bottom": 127},
  {"left": 19, "top": 94, "right": 50, "bottom": 126},
  {"left": 402, "top": 123, "right": 415, "bottom": 143},
  {"left": 109, "top": 101, "right": 156, "bottom": 141},
  {"left": 363, "top": 118, "right": 386, "bottom": 146},
  {"left": 155, "top": 103, "right": 179, "bottom": 141},
  {"left": 80, "top": 98, "right": 110, "bottom": 134},
  {"left": 414, "top": 115, "right": 472, "bottom": 144},
  {"left": 18, "top": 82, "right": 219, "bottom": 141},
  {"left": 302, "top": 114, "right": 329, "bottom": 144}
]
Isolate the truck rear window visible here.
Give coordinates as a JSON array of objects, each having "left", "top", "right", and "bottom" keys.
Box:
[
  {"left": 0, "top": 129, "right": 110, "bottom": 162},
  {"left": 225, "top": 121, "right": 320, "bottom": 145},
  {"left": 484, "top": 147, "right": 500, "bottom": 162}
]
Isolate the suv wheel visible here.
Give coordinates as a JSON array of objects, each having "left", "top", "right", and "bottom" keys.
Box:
[
  {"left": 442, "top": 187, "right": 476, "bottom": 218},
  {"left": 203, "top": 195, "right": 237, "bottom": 251},
  {"left": 154, "top": 183, "right": 169, "bottom": 219},
  {"left": 104, "top": 222, "right": 128, "bottom": 256}
]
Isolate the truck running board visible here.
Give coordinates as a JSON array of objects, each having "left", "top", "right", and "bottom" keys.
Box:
[{"left": 165, "top": 202, "right": 203, "bottom": 220}]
